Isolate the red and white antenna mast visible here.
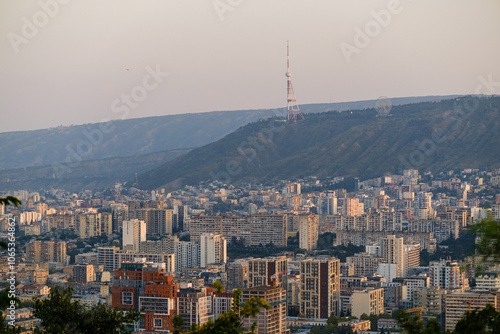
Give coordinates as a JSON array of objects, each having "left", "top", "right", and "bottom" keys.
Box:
[{"left": 286, "top": 40, "right": 304, "bottom": 122}]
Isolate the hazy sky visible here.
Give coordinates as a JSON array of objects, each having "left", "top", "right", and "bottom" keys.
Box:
[{"left": 1, "top": 0, "right": 499, "bottom": 133}]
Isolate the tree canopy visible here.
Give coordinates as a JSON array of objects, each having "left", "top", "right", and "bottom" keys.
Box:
[
  {"left": 187, "top": 289, "right": 270, "bottom": 334},
  {"left": 470, "top": 217, "right": 500, "bottom": 263}
]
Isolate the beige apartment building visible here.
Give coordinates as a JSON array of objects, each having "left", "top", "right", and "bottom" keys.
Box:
[
  {"left": 351, "top": 288, "right": 384, "bottom": 318},
  {"left": 444, "top": 292, "right": 497, "bottom": 331},
  {"left": 241, "top": 286, "right": 288, "bottom": 334}
]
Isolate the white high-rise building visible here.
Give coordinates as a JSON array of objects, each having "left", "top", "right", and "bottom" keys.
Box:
[
  {"left": 403, "top": 243, "right": 420, "bottom": 277},
  {"left": 318, "top": 194, "right": 337, "bottom": 215},
  {"left": 200, "top": 233, "right": 227, "bottom": 267},
  {"left": 122, "top": 219, "right": 146, "bottom": 253},
  {"left": 475, "top": 274, "right": 500, "bottom": 291},
  {"left": 429, "top": 260, "right": 465, "bottom": 291},
  {"left": 299, "top": 214, "right": 319, "bottom": 251},
  {"left": 175, "top": 241, "right": 200, "bottom": 272},
  {"left": 382, "top": 235, "right": 404, "bottom": 277},
  {"left": 377, "top": 263, "right": 397, "bottom": 284}
]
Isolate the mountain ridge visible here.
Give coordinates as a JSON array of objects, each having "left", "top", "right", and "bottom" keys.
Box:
[
  {"left": 137, "top": 96, "right": 500, "bottom": 192},
  {"left": 0, "top": 95, "right": 459, "bottom": 171}
]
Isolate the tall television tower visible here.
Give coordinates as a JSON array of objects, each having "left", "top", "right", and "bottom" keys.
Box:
[{"left": 286, "top": 40, "right": 304, "bottom": 122}]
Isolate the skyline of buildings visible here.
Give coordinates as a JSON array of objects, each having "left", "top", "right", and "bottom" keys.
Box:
[{"left": 2, "top": 167, "right": 500, "bottom": 333}]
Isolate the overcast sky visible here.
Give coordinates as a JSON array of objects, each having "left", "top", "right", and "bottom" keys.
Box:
[{"left": 1, "top": 0, "right": 499, "bottom": 133}]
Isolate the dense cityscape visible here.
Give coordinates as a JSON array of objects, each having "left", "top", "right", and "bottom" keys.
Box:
[
  {"left": 1, "top": 167, "right": 500, "bottom": 333},
  {"left": 2, "top": 1, "right": 499, "bottom": 333}
]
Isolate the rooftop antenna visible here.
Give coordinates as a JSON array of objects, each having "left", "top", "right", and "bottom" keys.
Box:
[{"left": 286, "top": 40, "right": 304, "bottom": 123}]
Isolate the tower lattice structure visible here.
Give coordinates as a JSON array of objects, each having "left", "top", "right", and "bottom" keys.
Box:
[{"left": 286, "top": 41, "right": 304, "bottom": 122}]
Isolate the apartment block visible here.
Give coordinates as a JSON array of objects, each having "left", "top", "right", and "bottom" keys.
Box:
[
  {"left": 403, "top": 243, "right": 420, "bottom": 277},
  {"left": 407, "top": 219, "right": 459, "bottom": 243},
  {"left": 429, "top": 260, "right": 465, "bottom": 291},
  {"left": 76, "top": 213, "right": 112, "bottom": 239},
  {"left": 393, "top": 277, "right": 430, "bottom": 303},
  {"left": 248, "top": 256, "right": 288, "bottom": 289},
  {"left": 134, "top": 208, "right": 173, "bottom": 238},
  {"left": 175, "top": 241, "right": 200, "bottom": 272},
  {"left": 444, "top": 292, "right": 498, "bottom": 331},
  {"left": 241, "top": 286, "right": 287, "bottom": 334},
  {"left": 30, "top": 269, "right": 49, "bottom": 284},
  {"left": 26, "top": 240, "right": 67, "bottom": 265},
  {"left": 346, "top": 252, "right": 384, "bottom": 277},
  {"left": 226, "top": 259, "right": 249, "bottom": 291},
  {"left": 351, "top": 288, "right": 384, "bottom": 318},
  {"left": 112, "top": 261, "right": 177, "bottom": 332},
  {"left": 73, "top": 264, "right": 96, "bottom": 283},
  {"left": 177, "top": 288, "right": 213, "bottom": 330},
  {"left": 298, "top": 214, "right": 319, "bottom": 252},
  {"left": 383, "top": 282, "right": 407, "bottom": 310},
  {"left": 97, "top": 246, "right": 175, "bottom": 273},
  {"left": 413, "top": 287, "right": 446, "bottom": 319},
  {"left": 123, "top": 219, "right": 146, "bottom": 253},
  {"left": 190, "top": 214, "right": 287, "bottom": 247},
  {"left": 475, "top": 274, "right": 500, "bottom": 291},
  {"left": 200, "top": 233, "right": 227, "bottom": 267},
  {"left": 140, "top": 235, "right": 179, "bottom": 254},
  {"left": 299, "top": 257, "right": 340, "bottom": 318},
  {"left": 382, "top": 235, "right": 404, "bottom": 277}
]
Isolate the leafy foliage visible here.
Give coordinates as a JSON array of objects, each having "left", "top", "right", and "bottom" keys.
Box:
[
  {"left": 316, "top": 232, "right": 336, "bottom": 250},
  {"left": 395, "top": 312, "right": 441, "bottom": 334},
  {"left": 315, "top": 241, "right": 364, "bottom": 262},
  {"left": 33, "top": 286, "right": 140, "bottom": 334},
  {"left": 309, "top": 316, "right": 356, "bottom": 334},
  {"left": 453, "top": 304, "right": 500, "bottom": 333},
  {"left": 212, "top": 280, "right": 224, "bottom": 294},
  {"left": 187, "top": 288, "right": 270, "bottom": 334},
  {"left": 420, "top": 229, "right": 476, "bottom": 266},
  {"left": 359, "top": 313, "right": 391, "bottom": 331},
  {"left": 470, "top": 218, "right": 500, "bottom": 263},
  {"left": 172, "top": 315, "right": 184, "bottom": 334},
  {"left": 0, "top": 197, "right": 21, "bottom": 207}
]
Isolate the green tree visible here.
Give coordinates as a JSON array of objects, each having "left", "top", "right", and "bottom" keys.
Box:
[
  {"left": 33, "top": 286, "right": 140, "bottom": 334},
  {"left": 396, "top": 312, "right": 423, "bottom": 334},
  {"left": 212, "top": 280, "right": 224, "bottom": 294},
  {"left": 423, "top": 318, "right": 441, "bottom": 334},
  {"left": 396, "top": 312, "right": 441, "bottom": 334},
  {"left": 0, "top": 197, "right": 21, "bottom": 208},
  {"left": 172, "top": 315, "right": 184, "bottom": 334},
  {"left": 189, "top": 288, "right": 270, "bottom": 334},
  {"left": 453, "top": 304, "right": 500, "bottom": 333},
  {"left": 470, "top": 217, "right": 500, "bottom": 263}
]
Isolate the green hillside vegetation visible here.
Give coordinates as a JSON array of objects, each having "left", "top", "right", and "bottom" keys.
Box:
[
  {"left": 0, "top": 148, "right": 189, "bottom": 192},
  {"left": 138, "top": 96, "right": 500, "bottom": 191},
  {"left": 0, "top": 95, "right": 457, "bottom": 172}
]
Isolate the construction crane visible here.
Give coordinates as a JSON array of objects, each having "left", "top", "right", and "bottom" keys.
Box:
[
  {"left": 467, "top": 301, "right": 486, "bottom": 312},
  {"left": 402, "top": 307, "right": 425, "bottom": 320}
]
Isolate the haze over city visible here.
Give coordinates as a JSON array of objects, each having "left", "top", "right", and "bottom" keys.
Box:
[{"left": 1, "top": 0, "right": 499, "bottom": 132}]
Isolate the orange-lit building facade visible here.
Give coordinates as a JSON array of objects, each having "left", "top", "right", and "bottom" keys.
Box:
[{"left": 112, "top": 261, "right": 177, "bottom": 332}]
